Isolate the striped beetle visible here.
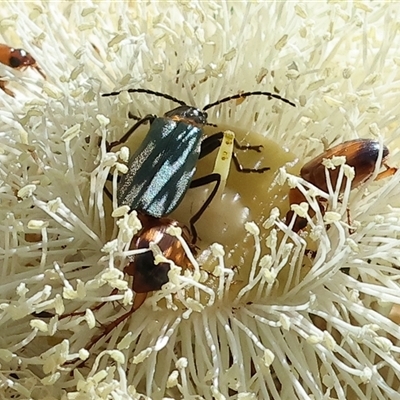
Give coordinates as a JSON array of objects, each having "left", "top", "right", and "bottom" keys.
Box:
[{"left": 103, "top": 88, "right": 295, "bottom": 241}]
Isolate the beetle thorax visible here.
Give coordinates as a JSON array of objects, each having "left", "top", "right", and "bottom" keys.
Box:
[{"left": 164, "top": 105, "right": 208, "bottom": 126}]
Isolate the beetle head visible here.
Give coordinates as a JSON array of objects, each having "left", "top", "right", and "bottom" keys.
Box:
[
  {"left": 164, "top": 105, "right": 208, "bottom": 126},
  {"left": 9, "top": 48, "right": 36, "bottom": 68}
]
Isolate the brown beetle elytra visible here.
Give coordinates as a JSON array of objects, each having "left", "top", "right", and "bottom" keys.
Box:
[
  {"left": 286, "top": 139, "right": 397, "bottom": 232},
  {"left": 125, "top": 213, "right": 195, "bottom": 309},
  {"left": 0, "top": 43, "right": 46, "bottom": 96},
  {"left": 66, "top": 214, "right": 195, "bottom": 359}
]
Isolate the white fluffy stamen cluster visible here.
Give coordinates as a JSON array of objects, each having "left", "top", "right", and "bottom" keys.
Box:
[{"left": 1, "top": 2, "right": 400, "bottom": 400}]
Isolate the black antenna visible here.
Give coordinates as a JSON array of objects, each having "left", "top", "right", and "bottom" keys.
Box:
[
  {"left": 203, "top": 91, "right": 296, "bottom": 111},
  {"left": 102, "top": 88, "right": 187, "bottom": 107}
]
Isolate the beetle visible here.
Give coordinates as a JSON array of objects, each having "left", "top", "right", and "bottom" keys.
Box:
[
  {"left": 70, "top": 214, "right": 195, "bottom": 356},
  {"left": 0, "top": 43, "right": 46, "bottom": 77},
  {"left": 0, "top": 43, "right": 46, "bottom": 96},
  {"left": 125, "top": 213, "right": 195, "bottom": 306},
  {"left": 286, "top": 139, "right": 397, "bottom": 232},
  {"left": 103, "top": 88, "right": 296, "bottom": 241}
]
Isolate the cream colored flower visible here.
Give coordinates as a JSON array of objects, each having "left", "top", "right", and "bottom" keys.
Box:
[{"left": 1, "top": 2, "right": 400, "bottom": 400}]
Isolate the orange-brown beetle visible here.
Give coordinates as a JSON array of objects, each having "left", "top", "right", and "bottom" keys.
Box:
[
  {"left": 0, "top": 43, "right": 46, "bottom": 96},
  {"left": 286, "top": 139, "right": 397, "bottom": 232},
  {"left": 0, "top": 43, "right": 46, "bottom": 77},
  {"left": 65, "top": 214, "right": 195, "bottom": 357},
  {"left": 125, "top": 213, "right": 194, "bottom": 310}
]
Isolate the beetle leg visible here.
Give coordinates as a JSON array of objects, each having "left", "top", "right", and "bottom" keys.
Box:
[
  {"left": 231, "top": 152, "right": 270, "bottom": 173},
  {"left": 81, "top": 299, "right": 143, "bottom": 355},
  {"left": 31, "top": 311, "right": 54, "bottom": 318},
  {"left": 106, "top": 114, "right": 156, "bottom": 151},
  {"left": 346, "top": 208, "right": 356, "bottom": 234},
  {"left": 33, "top": 64, "right": 46, "bottom": 79},
  {"left": 59, "top": 288, "right": 120, "bottom": 320},
  {"left": 104, "top": 185, "right": 113, "bottom": 201},
  {"left": 0, "top": 79, "right": 14, "bottom": 97},
  {"left": 199, "top": 132, "right": 225, "bottom": 159},
  {"left": 133, "top": 292, "right": 148, "bottom": 310},
  {"left": 189, "top": 173, "right": 221, "bottom": 242},
  {"left": 63, "top": 293, "right": 147, "bottom": 367},
  {"left": 67, "top": 304, "right": 138, "bottom": 368},
  {"left": 200, "top": 132, "right": 265, "bottom": 158},
  {"left": 127, "top": 111, "right": 142, "bottom": 121},
  {"left": 375, "top": 164, "right": 397, "bottom": 181},
  {"left": 233, "top": 139, "right": 263, "bottom": 152}
]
